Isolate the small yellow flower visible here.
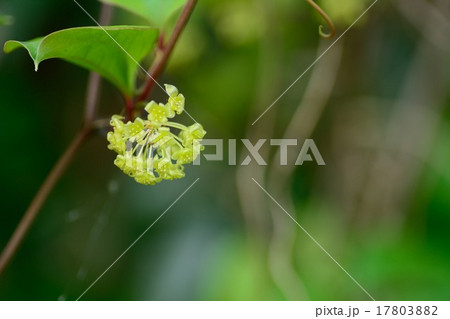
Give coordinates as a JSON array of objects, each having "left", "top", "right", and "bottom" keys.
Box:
[{"left": 165, "top": 84, "right": 185, "bottom": 115}]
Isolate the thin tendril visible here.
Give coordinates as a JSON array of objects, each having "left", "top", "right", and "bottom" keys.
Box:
[{"left": 306, "top": 0, "right": 336, "bottom": 39}]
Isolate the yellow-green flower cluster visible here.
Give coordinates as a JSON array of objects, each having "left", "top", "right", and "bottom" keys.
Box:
[{"left": 107, "top": 84, "right": 206, "bottom": 185}]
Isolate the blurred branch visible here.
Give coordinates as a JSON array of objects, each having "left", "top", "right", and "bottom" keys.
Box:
[
  {"left": 236, "top": 0, "right": 342, "bottom": 298},
  {"left": 84, "top": 4, "right": 114, "bottom": 124},
  {"left": 266, "top": 40, "right": 343, "bottom": 300},
  {"left": 236, "top": 0, "right": 310, "bottom": 299},
  {"left": 0, "top": 4, "right": 113, "bottom": 277},
  {"left": 137, "top": 0, "right": 198, "bottom": 103},
  {"left": 393, "top": 0, "right": 450, "bottom": 51},
  {"left": 236, "top": 0, "right": 281, "bottom": 240},
  {"left": 357, "top": 12, "right": 450, "bottom": 230},
  {"left": 271, "top": 39, "right": 343, "bottom": 180}
]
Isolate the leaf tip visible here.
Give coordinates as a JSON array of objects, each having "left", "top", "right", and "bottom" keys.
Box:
[{"left": 3, "top": 40, "right": 12, "bottom": 53}]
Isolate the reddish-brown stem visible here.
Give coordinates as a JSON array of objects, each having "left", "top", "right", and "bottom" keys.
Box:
[
  {"left": 138, "top": 0, "right": 198, "bottom": 103},
  {"left": 0, "top": 128, "right": 90, "bottom": 276},
  {"left": 125, "top": 96, "right": 134, "bottom": 121},
  {"left": 0, "top": 4, "right": 113, "bottom": 277},
  {"left": 157, "top": 33, "right": 165, "bottom": 50}
]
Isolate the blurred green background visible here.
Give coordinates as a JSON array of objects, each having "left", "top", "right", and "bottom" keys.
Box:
[{"left": 1, "top": 0, "right": 450, "bottom": 300}]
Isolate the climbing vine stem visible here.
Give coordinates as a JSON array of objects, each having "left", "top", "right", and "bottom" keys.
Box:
[
  {"left": 137, "top": 0, "right": 198, "bottom": 104},
  {"left": 0, "top": 4, "right": 116, "bottom": 277},
  {"left": 0, "top": 128, "right": 91, "bottom": 276},
  {"left": 306, "top": 0, "right": 336, "bottom": 39}
]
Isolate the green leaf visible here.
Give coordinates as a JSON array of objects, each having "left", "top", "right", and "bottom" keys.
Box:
[
  {"left": 99, "top": 0, "right": 186, "bottom": 27},
  {"left": 4, "top": 26, "right": 158, "bottom": 96}
]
